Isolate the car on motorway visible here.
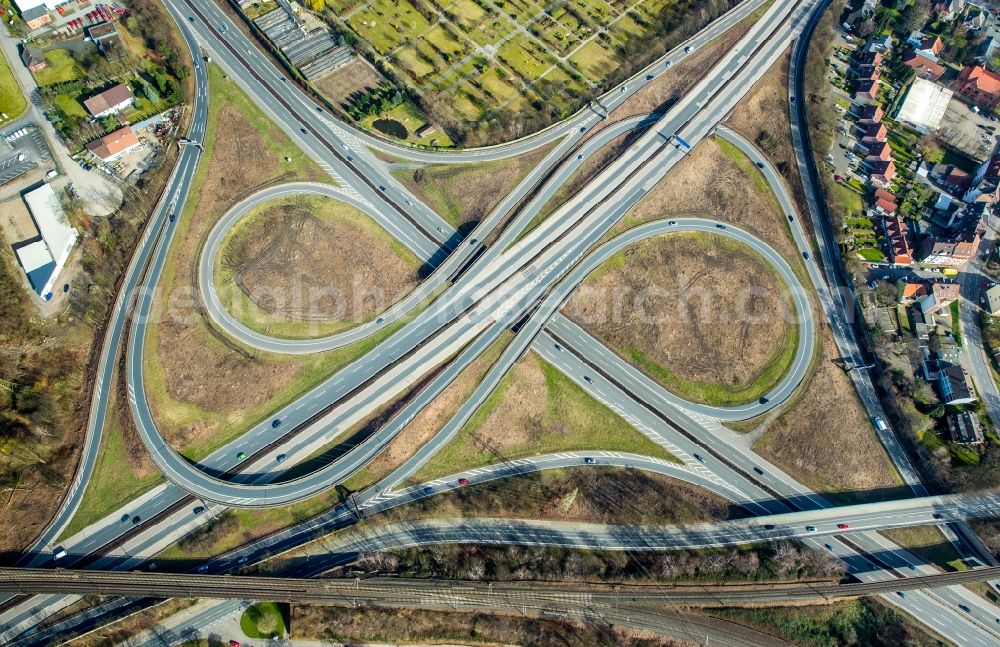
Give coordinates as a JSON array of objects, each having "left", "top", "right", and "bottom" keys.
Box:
[
  {"left": 169, "top": 213, "right": 176, "bottom": 222},
  {"left": 470, "top": 238, "right": 478, "bottom": 245},
  {"left": 668, "top": 220, "right": 677, "bottom": 225},
  {"left": 693, "top": 453, "right": 704, "bottom": 463},
  {"left": 193, "top": 506, "right": 205, "bottom": 515},
  {"left": 132, "top": 515, "right": 141, "bottom": 525},
  {"left": 379, "top": 185, "right": 386, "bottom": 191},
  {"left": 932, "top": 513, "right": 943, "bottom": 519},
  {"left": 376, "top": 317, "right": 384, "bottom": 324},
  {"left": 758, "top": 396, "right": 768, "bottom": 404},
  {"left": 756, "top": 162, "right": 765, "bottom": 169},
  {"left": 197, "top": 564, "right": 209, "bottom": 573},
  {"left": 620, "top": 86, "right": 627, "bottom": 92},
  {"left": 53, "top": 547, "right": 67, "bottom": 560},
  {"left": 896, "top": 591, "right": 906, "bottom": 598},
  {"left": 802, "top": 251, "right": 810, "bottom": 260},
  {"left": 276, "top": 454, "right": 286, "bottom": 463},
  {"left": 665, "top": 60, "right": 673, "bottom": 66},
  {"left": 583, "top": 375, "right": 593, "bottom": 383},
  {"left": 299, "top": 128, "right": 306, "bottom": 134},
  {"left": 684, "top": 45, "right": 692, "bottom": 52},
  {"left": 423, "top": 486, "right": 434, "bottom": 495},
  {"left": 960, "top": 605, "right": 971, "bottom": 613},
  {"left": 554, "top": 343, "right": 563, "bottom": 351},
  {"left": 837, "top": 523, "right": 849, "bottom": 529},
  {"left": 271, "top": 419, "right": 281, "bottom": 428},
  {"left": 458, "top": 477, "right": 470, "bottom": 486},
  {"left": 715, "top": 223, "right": 726, "bottom": 229},
  {"left": 584, "top": 457, "right": 596, "bottom": 464},
  {"left": 646, "top": 74, "right": 654, "bottom": 80},
  {"left": 121, "top": 513, "right": 130, "bottom": 523},
  {"left": 236, "top": 452, "right": 247, "bottom": 461},
  {"left": 752, "top": 466, "right": 764, "bottom": 475},
  {"left": 824, "top": 544, "right": 833, "bottom": 551},
  {"left": 763, "top": 524, "right": 775, "bottom": 530},
  {"left": 787, "top": 214, "right": 793, "bottom": 221},
  {"left": 578, "top": 154, "right": 584, "bottom": 160},
  {"left": 805, "top": 525, "right": 816, "bottom": 532}
]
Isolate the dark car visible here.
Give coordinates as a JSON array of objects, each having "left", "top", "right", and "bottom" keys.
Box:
[
  {"left": 758, "top": 397, "right": 769, "bottom": 404},
  {"left": 300, "top": 128, "right": 307, "bottom": 134},
  {"left": 787, "top": 214, "right": 794, "bottom": 222},
  {"left": 803, "top": 251, "right": 810, "bottom": 260},
  {"left": 646, "top": 74, "right": 654, "bottom": 80},
  {"left": 584, "top": 457, "right": 596, "bottom": 464},
  {"left": 693, "top": 453, "right": 704, "bottom": 463},
  {"left": 276, "top": 454, "right": 286, "bottom": 463},
  {"left": 423, "top": 486, "right": 434, "bottom": 495},
  {"left": 960, "top": 605, "right": 971, "bottom": 613},
  {"left": 715, "top": 223, "right": 726, "bottom": 229},
  {"left": 121, "top": 513, "right": 130, "bottom": 523},
  {"left": 271, "top": 419, "right": 281, "bottom": 429},
  {"left": 193, "top": 506, "right": 205, "bottom": 515},
  {"left": 583, "top": 375, "right": 593, "bottom": 383},
  {"left": 753, "top": 466, "right": 764, "bottom": 475},
  {"left": 756, "top": 162, "right": 765, "bottom": 169},
  {"left": 932, "top": 513, "right": 943, "bottom": 519},
  {"left": 763, "top": 524, "right": 775, "bottom": 530},
  {"left": 132, "top": 515, "right": 141, "bottom": 525},
  {"left": 169, "top": 213, "right": 176, "bottom": 222}
]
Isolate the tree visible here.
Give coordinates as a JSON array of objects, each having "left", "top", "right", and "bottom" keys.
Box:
[{"left": 309, "top": 0, "right": 324, "bottom": 11}]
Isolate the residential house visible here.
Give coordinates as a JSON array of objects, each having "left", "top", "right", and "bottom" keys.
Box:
[
  {"left": 21, "top": 4, "right": 51, "bottom": 30},
  {"left": 860, "top": 50, "right": 884, "bottom": 67},
  {"left": 86, "top": 21, "right": 123, "bottom": 54},
  {"left": 86, "top": 126, "right": 141, "bottom": 162},
  {"left": 944, "top": 167, "right": 973, "bottom": 194},
  {"left": 869, "top": 34, "right": 893, "bottom": 54},
  {"left": 866, "top": 141, "right": 892, "bottom": 162},
  {"left": 903, "top": 51, "right": 946, "bottom": 80},
  {"left": 964, "top": 9, "right": 986, "bottom": 31},
  {"left": 947, "top": 411, "right": 985, "bottom": 443},
  {"left": 863, "top": 122, "right": 888, "bottom": 143},
  {"left": 919, "top": 282, "right": 961, "bottom": 315},
  {"left": 19, "top": 46, "right": 46, "bottom": 72},
  {"left": 901, "top": 282, "right": 930, "bottom": 303},
  {"left": 874, "top": 188, "right": 898, "bottom": 214},
  {"left": 870, "top": 159, "right": 897, "bottom": 186},
  {"left": 858, "top": 103, "right": 884, "bottom": 124},
  {"left": 985, "top": 283, "right": 1000, "bottom": 314},
  {"left": 906, "top": 30, "right": 925, "bottom": 48},
  {"left": 916, "top": 35, "right": 944, "bottom": 60},
  {"left": 884, "top": 216, "right": 915, "bottom": 264},
  {"left": 921, "top": 226, "right": 983, "bottom": 265},
  {"left": 938, "top": 0, "right": 965, "bottom": 20},
  {"left": 83, "top": 84, "right": 134, "bottom": 118},
  {"left": 956, "top": 65, "right": 1000, "bottom": 106},
  {"left": 855, "top": 78, "right": 879, "bottom": 101},
  {"left": 858, "top": 64, "right": 881, "bottom": 82},
  {"left": 938, "top": 364, "right": 977, "bottom": 404}
]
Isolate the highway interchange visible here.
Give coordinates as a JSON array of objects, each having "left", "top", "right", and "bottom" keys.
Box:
[{"left": 7, "top": 0, "right": 1000, "bottom": 644}]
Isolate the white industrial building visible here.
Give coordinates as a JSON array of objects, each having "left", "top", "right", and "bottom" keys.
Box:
[
  {"left": 16, "top": 184, "right": 77, "bottom": 299},
  {"left": 11, "top": 0, "right": 62, "bottom": 13},
  {"left": 895, "top": 78, "right": 954, "bottom": 132}
]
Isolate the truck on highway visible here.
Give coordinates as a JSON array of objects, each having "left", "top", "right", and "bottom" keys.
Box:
[{"left": 673, "top": 134, "right": 692, "bottom": 150}]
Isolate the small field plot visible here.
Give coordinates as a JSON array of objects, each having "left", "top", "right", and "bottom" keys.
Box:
[
  {"left": 566, "top": 233, "right": 800, "bottom": 407},
  {"left": 411, "top": 352, "right": 680, "bottom": 482},
  {"left": 348, "top": 0, "right": 433, "bottom": 55},
  {"left": 497, "top": 35, "right": 558, "bottom": 83},
  {"left": 475, "top": 66, "right": 520, "bottom": 104},
  {"left": 533, "top": 13, "right": 581, "bottom": 57},
  {"left": 424, "top": 23, "right": 469, "bottom": 60},
  {"left": 570, "top": 0, "right": 618, "bottom": 27},
  {"left": 394, "top": 46, "right": 437, "bottom": 82},
  {"left": 33, "top": 49, "right": 84, "bottom": 86},
  {"left": 215, "top": 194, "right": 421, "bottom": 339},
  {"left": 0, "top": 50, "right": 27, "bottom": 120},
  {"left": 568, "top": 39, "right": 620, "bottom": 82},
  {"left": 313, "top": 57, "right": 385, "bottom": 110}
]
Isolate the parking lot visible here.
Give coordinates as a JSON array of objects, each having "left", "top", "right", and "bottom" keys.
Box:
[{"left": 0, "top": 125, "right": 53, "bottom": 188}]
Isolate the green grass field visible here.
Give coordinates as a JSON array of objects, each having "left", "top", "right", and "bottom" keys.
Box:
[
  {"left": 57, "top": 392, "right": 165, "bottom": 542},
  {"left": 33, "top": 48, "right": 84, "bottom": 86},
  {"left": 411, "top": 354, "right": 679, "bottom": 482},
  {"left": 0, "top": 48, "right": 27, "bottom": 121}
]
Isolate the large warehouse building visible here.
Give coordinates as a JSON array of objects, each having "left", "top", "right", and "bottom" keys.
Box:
[
  {"left": 11, "top": 0, "right": 62, "bottom": 14},
  {"left": 14, "top": 184, "right": 77, "bottom": 299},
  {"left": 895, "top": 78, "right": 954, "bottom": 132}
]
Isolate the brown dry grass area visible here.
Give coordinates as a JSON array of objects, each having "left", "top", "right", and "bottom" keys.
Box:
[
  {"left": 393, "top": 143, "right": 553, "bottom": 229},
  {"left": 390, "top": 467, "right": 743, "bottom": 527},
  {"left": 292, "top": 605, "right": 690, "bottom": 647},
  {"left": 313, "top": 58, "right": 384, "bottom": 110},
  {"left": 725, "top": 51, "right": 811, "bottom": 234},
  {"left": 620, "top": 137, "right": 799, "bottom": 264},
  {"left": 357, "top": 334, "right": 510, "bottom": 483},
  {"left": 150, "top": 101, "right": 325, "bottom": 433},
  {"left": 565, "top": 234, "right": 793, "bottom": 390},
  {"left": 227, "top": 200, "right": 418, "bottom": 321},
  {"left": 753, "top": 328, "right": 902, "bottom": 504}
]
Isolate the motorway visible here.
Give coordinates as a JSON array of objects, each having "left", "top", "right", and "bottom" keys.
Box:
[{"left": 9, "top": 0, "right": 1000, "bottom": 644}]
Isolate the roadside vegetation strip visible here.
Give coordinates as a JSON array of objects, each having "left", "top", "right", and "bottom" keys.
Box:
[
  {"left": 57, "top": 391, "right": 164, "bottom": 542},
  {"left": 213, "top": 193, "right": 421, "bottom": 340},
  {"left": 0, "top": 48, "right": 27, "bottom": 120},
  {"left": 410, "top": 352, "right": 681, "bottom": 484}
]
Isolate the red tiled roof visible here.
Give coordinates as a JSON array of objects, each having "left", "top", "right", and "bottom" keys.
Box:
[
  {"left": 958, "top": 65, "right": 1000, "bottom": 97},
  {"left": 859, "top": 104, "right": 884, "bottom": 122},
  {"left": 86, "top": 126, "right": 139, "bottom": 160},
  {"left": 904, "top": 51, "right": 946, "bottom": 79}
]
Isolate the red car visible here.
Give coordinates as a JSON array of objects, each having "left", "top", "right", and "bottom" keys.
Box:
[
  {"left": 837, "top": 523, "right": 849, "bottom": 529},
  {"left": 458, "top": 478, "right": 469, "bottom": 486},
  {"left": 229, "top": 641, "right": 241, "bottom": 647},
  {"left": 834, "top": 175, "right": 843, "bottom": 183}
]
